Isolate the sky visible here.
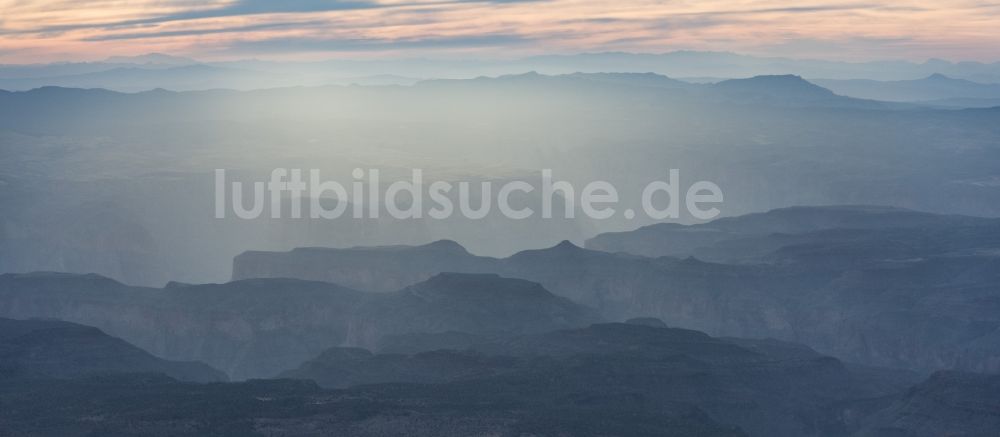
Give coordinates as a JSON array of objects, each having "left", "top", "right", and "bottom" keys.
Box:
[{"left": 2, "top": 0, "right": 1000, "bottom": 63}]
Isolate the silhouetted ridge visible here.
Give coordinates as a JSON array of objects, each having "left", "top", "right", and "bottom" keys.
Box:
[
  {"left": 0, "top": 318, "right": 226, "bottom": 382},
  {"left": 715, "top": 74, "right": 834, "bottom": 96},
  {"left": 229, "top": 206, "right": 1000, "bottom": 374},
  {"left": 553, "top": 239, "right": 580, "bottom": 249},
  {"left": 407, "top": 272, "right": 547, "bottom": 301},
  {"left": 0, "top": 272, "right": 127, "bottom": 290},
  {"left": 420, "top": 239, "right": 470, "bottom": 254},
  {"left": 708, "top": 74, "right": 880, "bottom": 107},
  {"left": 24, "top": 86, "right": 123, "bottom": 97},
  {"left": 0, "top": 272, "right": 598, "bottom": 379},
  {"left": 565, "top": 71, "right": 693, "bottom": 89}
]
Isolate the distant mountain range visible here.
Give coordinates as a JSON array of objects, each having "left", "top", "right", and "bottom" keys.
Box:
[
  {"left": 3, "top": 51, "right": 1000, "bottom": 99},
  {"left": 3, "top": 72, "right": 1000, "bottom": 289},
  {"left": 0, "top": 72, "right": 885, "bottom": 134},
  {"left": 584, "top": 204, "right": 994, "bottom": 259},
  {"left": 4, "top": 62, "right": 998, "bottom": 108},
  {"left": 814, "top": 73, "right": 1000, "bottom": 104},
  {"left": 14, "top": 67, "right": 1000, "bottom": 108}
]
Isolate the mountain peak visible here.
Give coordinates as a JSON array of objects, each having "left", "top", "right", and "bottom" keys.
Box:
[
  {"left": 925, "top": 72, "right": 954, "bottom": 81},
  {"left": 712, "top": 74, "right": 846, "bottom": 104},
  {"left": 552, "top": 240, "right": 582, "bottom": 250},
  {"left": 418, "top": 272, "right": 505, "bottom": 289},
  {"left": 420, "top": 239, "right": 470, "bottom": 254},
  {"left": 715, "top": 74, "right": 833, "bottom": 93}
]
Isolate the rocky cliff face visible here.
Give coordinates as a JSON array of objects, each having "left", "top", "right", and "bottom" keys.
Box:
[{"left": 0, "top": 272, "right": 598, "bottom": 380}]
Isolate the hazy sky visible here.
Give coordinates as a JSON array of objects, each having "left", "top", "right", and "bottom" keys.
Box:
[{"left": 2, "top": 0, "right": 999, "bottom": 63}]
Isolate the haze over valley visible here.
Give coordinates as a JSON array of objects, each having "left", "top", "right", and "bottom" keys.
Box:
[{"left": 2, "top": 1, "right": 1000, "bottom": 435}]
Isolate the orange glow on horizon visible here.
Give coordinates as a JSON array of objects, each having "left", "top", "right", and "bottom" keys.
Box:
[{"left": 1, "top": 0, "right": 999, "bottom": 63}]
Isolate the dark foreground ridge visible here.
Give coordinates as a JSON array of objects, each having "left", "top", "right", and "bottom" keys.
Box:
[
  {"left": 3, "top": 318, "right": 995, "bottom": 437},
  {"left": 0, "top": 317, "right": 225, "bottom": 382}
]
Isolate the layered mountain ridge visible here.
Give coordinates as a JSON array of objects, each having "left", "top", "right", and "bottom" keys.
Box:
[
  {"left": 233, "top": 205, "right": 1000, "bottom": 374},
  {"left": 0, "top": 272, "right": 598, "bottom": 379}
]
